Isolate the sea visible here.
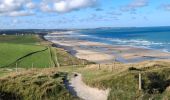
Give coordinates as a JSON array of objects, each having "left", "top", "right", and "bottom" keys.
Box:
[{"left": 69, "top": 27, "right": 170, "bottom": 53}]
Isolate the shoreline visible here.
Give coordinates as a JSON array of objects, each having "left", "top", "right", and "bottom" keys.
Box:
[{"left": 45, "top": 31, "right": 170, "bottom": 64}]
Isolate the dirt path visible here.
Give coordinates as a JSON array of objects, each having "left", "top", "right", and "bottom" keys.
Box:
[{"left": 67, "top": 73, "right": 110, "bottom": 100}]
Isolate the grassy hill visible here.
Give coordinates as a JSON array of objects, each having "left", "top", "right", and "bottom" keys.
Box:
[
  {"left": 0, "top": 35, "right": 89, "bottom": 100},
  {"left": 0, "top": 43, "right": 50, "bottom": 67},
  {"left": 0, "top": 35, "right": 90, "bottom": 69},
  {"left": 0, "top": 35, "right": 53, "bottom": 68},
  {"left": 60, "top": 61, "right": 170, "bottom": 100},
  {"left": 0, "top": 68, "right": 79, "bottom": 100},
  {"left": 3, "top": 35, "right": 170, "bottom": 100}
]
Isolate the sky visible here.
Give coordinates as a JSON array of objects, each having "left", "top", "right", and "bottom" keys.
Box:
[{"left": 0, "top": 0, "right": 170, "bottom": 29}]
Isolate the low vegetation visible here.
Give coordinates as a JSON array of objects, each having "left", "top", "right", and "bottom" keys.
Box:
[
  {"left": 0, "top": 68, "right": 79, "bottom": 100},
  {"left": 0, "top": 35, "right": 89, "bottom": 68},
  {"left": 0, "top": 35, "right": 41, "bottom": 44},
  {"left": 1, "top": 35, "right": 170, "bottom": 100},
  {"left": 55, "top": 48, "right": 92, "bottom": 66},
  {"left": 60, "top": 61, "right": 170, "bottom": 100},
  {"left": 0, "top": 35, "right": 90, "bottom": 100}
]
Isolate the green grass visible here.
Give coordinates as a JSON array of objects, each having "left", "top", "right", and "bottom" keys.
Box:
[
  {"left": 0, "top": 35, "right": 48, "bottom": 68},
  {"left": 0, "top": 35, "right": 89, "bottom": 68},
  {"left": 55, "top": 48, "right": 93, "bottom": 66},
  {"left": 0, "top": 35, "right": 56, "bottom": 68},
  {"left": 0, "top": 35, "right": 40, "bottom": 44},
  {"left": 16, "top": 47, "right": 54, "bottom": 68},
  {"left": 0, "top": 35, "right": 93, "bottom": 99},
  {"left": 0, "top": 43, "right": 47, "bottom": 67},
  {"left": 0, "top": 68, "right": 79, "bottom": 100}
]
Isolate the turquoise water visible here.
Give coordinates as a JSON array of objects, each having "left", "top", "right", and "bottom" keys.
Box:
[{"left": 74, "top": 27, "right": 170, "bottom": 52}]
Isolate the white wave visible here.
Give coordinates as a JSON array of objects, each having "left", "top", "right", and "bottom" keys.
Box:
[
  {"left": 162, "top": 49, "right": 170, "bottom": 53},
  {"left": 109, "top": 38, "right": 164, "bottom": 46}
]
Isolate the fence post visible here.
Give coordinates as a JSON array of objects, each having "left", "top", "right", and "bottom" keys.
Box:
[{"left": 139, "top": 72, "right": 142, "bottom": 91}]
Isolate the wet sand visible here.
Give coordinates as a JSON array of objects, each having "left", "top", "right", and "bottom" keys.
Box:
[{"left": 45, "top": 31, "right": 170, "bottom": 64}]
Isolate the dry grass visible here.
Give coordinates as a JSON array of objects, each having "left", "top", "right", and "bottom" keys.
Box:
[
  {"left": 60, "top": 60, "right": 170, "bottom": 100},
  {"left": 0, "top": 68, "right": 79, "bottom": 100}
]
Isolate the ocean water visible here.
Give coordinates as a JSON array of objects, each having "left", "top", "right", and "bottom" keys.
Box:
[{"left": 70, "top": 27, "right": 170, "bottom": 52}]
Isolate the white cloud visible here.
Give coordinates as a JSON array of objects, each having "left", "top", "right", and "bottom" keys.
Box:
[
  {"left": 0, "top": 0, "right": 35, "bottom": 16},
  {"left": 26, "top": 2, "right": 36, "bottom": 9},
  {"left": 8, "top": 11, "right": 34, "bottom": 16},
  {"left": 0, "top": 0, "right": 97, "bottom": 16},
  {"left": 40, "top": 0, "right": 97, "bottom": 13},
  {"left": 120, "top": 0, "right": 148, "bottom": 12}
]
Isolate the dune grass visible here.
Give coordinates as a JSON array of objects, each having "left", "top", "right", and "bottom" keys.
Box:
[
  {"left": 0, "top": 68, "right": 79, "bottom": 100},
  {"left": 55, "top": 48, "right": 92, "bottom": 66},
  {"left": 59, "top": 61, "right": 170, "bottom": 100}
]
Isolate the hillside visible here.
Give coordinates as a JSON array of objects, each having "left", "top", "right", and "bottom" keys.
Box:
[
  {"left": 60, "top": 61, "right": 170, "bottom": 100},
  {"left": 0, "top": 68, "right": 79, "bottom": 100},
  {"left": 0, "top": 35, "right": 89, "bottom": 69}
]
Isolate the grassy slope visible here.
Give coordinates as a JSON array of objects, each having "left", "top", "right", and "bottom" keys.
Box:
[
  {"left": 0, "top": 43, "right": 47, "bottom": 67},
  {"left": 0, "top": 35, "right": 53, "bottom": 68},
  {"left": 60, "top": 61, "right": 170, "bottom": 100},
  {"left": 17, "top": 47, "right": 53, "bottom": 68},
  {"left": 0, "top": 35, "right": 90, "bottom": 68},
  {"left": 55, "top": 48, "right": 92, "bottom": 66},
  {"left": 0, "top": 35, "right": 92, "bottom": 99},
  {"left": 0, "top": 68, "right": 79, "bottom": 100}
]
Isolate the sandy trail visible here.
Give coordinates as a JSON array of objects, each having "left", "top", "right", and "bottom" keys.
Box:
[{"left": 68, "top": 73, "right": 109, "bottom": 100}]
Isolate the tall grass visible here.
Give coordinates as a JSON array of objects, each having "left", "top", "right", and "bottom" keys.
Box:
[
  {"left": 0, "top": 68, "right": 79, "bottom": 100},
  {"left": 60, "top": 61, "right": 170, "bottom": 100}
]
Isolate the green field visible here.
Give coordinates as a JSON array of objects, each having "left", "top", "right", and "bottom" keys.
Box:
[
  {"left": 0, "top": 35, "right": 53, "bottom": 68},
  {"left": 0, "top": 35, "right": 89, "bottom": 70},
  {"left": 0, "top": 35, "right": 41, "bottom": 44}
]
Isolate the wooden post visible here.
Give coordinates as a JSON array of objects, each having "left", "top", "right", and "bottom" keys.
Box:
[
  {"left": 99, "top": 64, "right": 101, "bottom": 70},
  {"left": 139, "top": 72, "right": 142, "bottom": 91}
]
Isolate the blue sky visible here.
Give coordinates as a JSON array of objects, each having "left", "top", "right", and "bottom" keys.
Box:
[{"left": 0, "top": 0, "right": 170, "bottom": 29}]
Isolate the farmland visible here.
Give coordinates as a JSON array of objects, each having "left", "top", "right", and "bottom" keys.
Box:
[{"left": 0, "top": 35, "right": 52, "bottom": 68}]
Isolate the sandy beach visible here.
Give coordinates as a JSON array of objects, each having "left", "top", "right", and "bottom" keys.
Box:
[{"left": 45, "top": 31, "right": 170, "bottom": 64}]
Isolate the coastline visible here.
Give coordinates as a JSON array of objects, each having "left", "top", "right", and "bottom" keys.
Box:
[{"left": 45, "top": 31, "right": 170, "bottom": 64}]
